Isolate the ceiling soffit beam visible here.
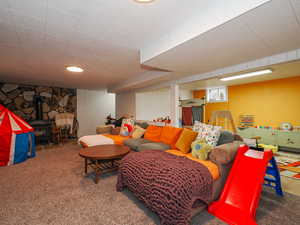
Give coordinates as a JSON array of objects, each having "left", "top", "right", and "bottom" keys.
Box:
[
  {"left": 134, "top": 48, "right": 300, "bottom": 92},
  {"left": 140, "top": 0, "right": 271, "bottom": 64},
  {"left": 108, "top": 70, "right": 172, "bottom": 93}
]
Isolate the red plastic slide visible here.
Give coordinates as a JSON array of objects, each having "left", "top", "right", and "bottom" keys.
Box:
[{"left": 208, "top": 145, "right": 273, "bottom": 225}]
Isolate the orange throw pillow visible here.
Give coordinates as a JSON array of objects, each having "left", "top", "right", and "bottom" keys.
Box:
[
  {"left": 175, "top": 128, "right": 198, "bottom": 154},
  {"left": 160, "top": 126, "right": 183, "bottom": 149},
  {"left": 144, "top": 125, "right": 163, "bottom": 142}
]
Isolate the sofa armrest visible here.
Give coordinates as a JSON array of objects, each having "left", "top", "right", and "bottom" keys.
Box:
[
  {"left": 96, "top": 125, "right": 113, "bottom": 134},
  {"left": 209, "top": 141, "right": 243, "bottom": 165},
  {"left": 212, "top": 161, "right": 234, "bottom": 201}
]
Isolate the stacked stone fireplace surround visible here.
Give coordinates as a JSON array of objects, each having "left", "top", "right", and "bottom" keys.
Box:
[{"left": 0, "top": 83, "right": 77, "bottom": 144}]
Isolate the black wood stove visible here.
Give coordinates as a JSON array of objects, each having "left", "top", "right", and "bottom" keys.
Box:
[{"left": 28, "top": 95, "right": 52, "bottom": 145}]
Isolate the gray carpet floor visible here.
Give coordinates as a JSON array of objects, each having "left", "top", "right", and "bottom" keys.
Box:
[{"left": 0, "top": 143, "right": 299, "bottom": 225}]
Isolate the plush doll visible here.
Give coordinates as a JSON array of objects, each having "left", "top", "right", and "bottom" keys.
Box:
[
  {"left": 120, "top": 119, "right": 134, "bottom": 136},
  {"left": 124, "top": 123, "right": 133, "bottom": 133},
  {"left": 191, "top": 139, "right": 213, "bottom": 160}
]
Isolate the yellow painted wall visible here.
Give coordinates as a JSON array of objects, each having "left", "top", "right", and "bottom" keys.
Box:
[{"left": 193, "top": 76, "right": 300, "bottom": 128}]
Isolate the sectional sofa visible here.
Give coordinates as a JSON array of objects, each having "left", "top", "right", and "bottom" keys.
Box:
[
  {"left": 79, "top": 122, "right": 244, "bottom": 224},
  {"left": 93, "top": 122, "right": 241, "bottom": 152}
]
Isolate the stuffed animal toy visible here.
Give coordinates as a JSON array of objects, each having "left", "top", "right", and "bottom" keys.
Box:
[
  {"left": 124, "top": 123, "right": 133, "bottom": 133},
  {"left": 120, "top": 119, "right": 135, "bottom": 136},
  {"left": 191, "top": 138, "right": 213, "bottom": 160}
]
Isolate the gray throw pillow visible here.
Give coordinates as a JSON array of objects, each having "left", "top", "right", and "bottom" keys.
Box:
[
  {"left": 217, "top": 131, "right": 234, "bottom": 146},
  {"left": 123, "top": 138, "right": 151, "bottom": 151},
  {"left": 135, "top": 122, "right": 149, "bottom": 129}
]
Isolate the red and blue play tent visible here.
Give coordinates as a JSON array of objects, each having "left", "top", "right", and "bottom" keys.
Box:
[{"left": 0, "top": 104, "right": 35, "bottom": 166}]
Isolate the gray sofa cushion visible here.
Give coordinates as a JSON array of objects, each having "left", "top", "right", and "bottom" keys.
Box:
[
  {"left": 123, "top": 138, "right": 151, "bottom": 151},
  {"left": 217, "top": 130, "right": 234, "bottom": 146},
  {"left": 137, "top": 142, "right": 171, "bottom": 152},
  {"left": 135, "top": 122, "right": 149, "bottom": 129}
]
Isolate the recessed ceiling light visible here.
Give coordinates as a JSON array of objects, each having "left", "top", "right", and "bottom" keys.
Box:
[
  {"left": 134, "top": 0, "right": 155, "bottom": 3},
  {"left": 66, "top": 66, "right": 84, "bottom": 73},
  {"left": 220, "top": 69, "right": 273, "bottom": 81}
]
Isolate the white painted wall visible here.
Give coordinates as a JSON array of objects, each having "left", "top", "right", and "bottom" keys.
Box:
[
  {"left": 136, "top": 88, "right": 170, "bottom": 121},
  {"left": 170, "top": 84, "right": 180, "bottom": 127},
  {"left": 134, "top": 87, "right": 191, "bottom": 123},
  {"left": 180, "top": 88, "right": 192, "bottom": 100},
  {"left": 115, "top": 91, "right": 136, "bottom": 119},
  {"left": 178, "top": 88, "right": 193, "bottom": 126},
  {"left": 77, "top": 89, "right": 115, "bottom": 137}
]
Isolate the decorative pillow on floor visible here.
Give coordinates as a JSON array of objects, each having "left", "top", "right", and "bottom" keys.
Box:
[
  {"left": 194, "top": 122, "right": 222, "bottom": 147},
  {"left": 120, "top": 119, "right": 135, "bottom": 136},
  {"left": 191, "top": 139, "right": 213, "bottom": 160},
  {"left": 131, "top": 125, "right": 146, "bottom": 139}
]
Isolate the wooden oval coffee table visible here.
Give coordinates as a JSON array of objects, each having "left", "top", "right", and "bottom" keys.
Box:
[{"left": 79, "top": 144, "right": 130, "bottom": 184}]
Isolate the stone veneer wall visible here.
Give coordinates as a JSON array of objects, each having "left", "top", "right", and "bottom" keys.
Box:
[{"left": 0, "top": 83, "right": 77, "bottom": 122}]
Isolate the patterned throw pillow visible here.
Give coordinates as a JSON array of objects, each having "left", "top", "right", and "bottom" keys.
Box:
[
  {"left": 131, "top": 125, "right": 146, "bottom": 139},
  {"left": 192, "top": 121, "right": 203, "bottom": 132},
  {"left": 193, "top": 121, "right": 222, "bottom": 147},
  {"left": 191, "top": 138, "right": 213, "bottom": 160},
  {"left": 120, "top": 119, "right": 135, "bottom": 136}
]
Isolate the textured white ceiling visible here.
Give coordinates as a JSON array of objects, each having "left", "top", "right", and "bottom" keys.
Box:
[
  {"left": 110, "top": 0, "right": 300, "bottom": 92},
  {"left": 0, "top": 0, "right": 300, "bottom": 90},
  {"left": 0, "top": 0, "right": 214, "bottom": 88},
  {"left": 143, "top": 0, "right": 300, "bottom": 77}
]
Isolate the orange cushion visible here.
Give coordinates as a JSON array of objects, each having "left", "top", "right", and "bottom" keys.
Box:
[
  {"left": 165, "top": 149, "right": 186, "bottom": 157},
  {"left": 144, "top": 125, "right": 163, "bottom": 142},
  {"left": 160, "top": 126, "right": 183, "bottom": 149},
  {"left": 186, "top": 153, "right": 220, "bottom": 180},
  {"left": 175, "top": 128, "right": 198, "bottom": 154},
  {"left": 102, "top": 134, "right": 130, "bottom": 145},
  {"left": 166, "top": 150, "right": 220, "bottom": 180}
]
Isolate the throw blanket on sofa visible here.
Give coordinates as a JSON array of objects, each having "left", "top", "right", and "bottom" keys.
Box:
[
  {"left": 117, "top": 150, "right": 213, "bottom": 225},
  {"left": 78, "top": 135, "right": 114, "bottom": 147}
]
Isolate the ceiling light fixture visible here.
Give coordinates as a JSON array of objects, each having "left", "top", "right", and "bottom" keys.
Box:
[
  {"left": 66, "top": 66, "right": 84, "bottom": 73},
  {"left": 134, "top": 0, "right": 155, "bottom": 3},
  {"left": 220, "top": 69, "right": 273, "bottom": 81}
]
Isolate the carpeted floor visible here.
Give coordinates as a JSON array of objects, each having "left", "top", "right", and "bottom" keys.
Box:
[{"left": 0, "top": 143, "right": 300, "bottom": 225}]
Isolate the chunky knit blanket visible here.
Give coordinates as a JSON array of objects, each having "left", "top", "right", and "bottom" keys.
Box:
[{"left": 117, "top": 150, "right": 213, "bottom": 225}]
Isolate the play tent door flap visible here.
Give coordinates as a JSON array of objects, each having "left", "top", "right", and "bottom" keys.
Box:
[{"left": 0, "top": 104, "right": 35, "bottom": 166}]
